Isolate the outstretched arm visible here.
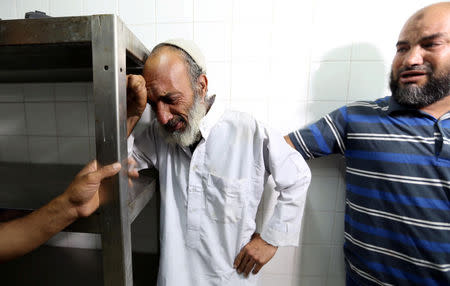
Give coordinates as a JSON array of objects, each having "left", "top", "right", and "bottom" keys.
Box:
[{"left": 0, "top": 160, "right": 121, "bottom": 263}]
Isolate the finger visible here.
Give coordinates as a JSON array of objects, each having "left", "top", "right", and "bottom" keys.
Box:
[
  {"left": 233, "top": 249, "right": 245, "bottom": 269},
  {"left": 128, "top": 169, "right": 139, "bottom": 179},
  {"left": 87, "top": 162, "right": 121, "bottom": 183},
  {"left": 77, "top": 160, "right": 97, "bottom": 177},
  {"left": 128, "top": 75, "right": 145, "bottom": 90},
  {"left": 127, "top": 157, "right": 137, "bottom": 166},
  {"left": 237, "top": 254, "right": 251, "bottom": 274},
  {"left": 97, "top": 162, "right": 121, "bottom": 180},
  {"left": 252, "top": 263, "right": 263, "bottom": 275},
  {"left": 243, "top": 259, "right": 255, "bottom": 276}
]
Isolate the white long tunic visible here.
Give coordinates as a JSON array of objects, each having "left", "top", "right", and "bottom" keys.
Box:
[{"left": 129, "top": 102, "right": 311, "bottom": 286}]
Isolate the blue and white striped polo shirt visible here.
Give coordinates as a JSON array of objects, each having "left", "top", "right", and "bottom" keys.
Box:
[{"left": 288, "top": 96, "right": 450, "bottom": 286}]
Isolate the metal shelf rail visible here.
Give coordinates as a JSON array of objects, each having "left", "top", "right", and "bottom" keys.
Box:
[{"left": 0, "top": 15, "right": 156, "bottom": 286}]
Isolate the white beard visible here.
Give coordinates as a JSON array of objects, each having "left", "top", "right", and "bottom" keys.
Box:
[{"left": 157, "top": 94, "right": 207, "bottom": 147}]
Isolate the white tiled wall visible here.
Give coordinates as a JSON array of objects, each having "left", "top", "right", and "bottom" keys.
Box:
[
  {"left": 0, "top": 82, "right": 95, "bottom": 165},
  {"left": 0, "top": 0, "right": 440, "bottom": 285}
]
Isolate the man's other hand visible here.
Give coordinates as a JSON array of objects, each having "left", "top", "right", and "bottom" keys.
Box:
[
  {"left": 62, "top": 160, "right": 121, "bottom": 218},
  {"left": 127, "top": 74, "right": 147, "bottom": 136},
  {"left": 233, "top": 233, "right": 278, "bottom": 276}
]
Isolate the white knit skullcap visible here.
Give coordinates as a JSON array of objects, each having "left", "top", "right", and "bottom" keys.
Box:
[{"left": 161, "top": 38, "right": 207, "bottom": 73}]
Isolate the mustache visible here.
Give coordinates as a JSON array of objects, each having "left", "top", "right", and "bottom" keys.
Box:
[
  {"left": 163, "top": 116, "right": 186, "bottom": 131},
  {"left": 397, "top": 64, "right": 433, "bottom": 77}
]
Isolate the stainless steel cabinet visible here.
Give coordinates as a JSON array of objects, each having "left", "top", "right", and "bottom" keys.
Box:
[{"left": 0, "top": 15, "right": 156, "bottom": 286}]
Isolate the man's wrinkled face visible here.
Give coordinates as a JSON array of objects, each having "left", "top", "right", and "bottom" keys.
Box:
[
  {"left": 143, "top": 48, "right": 206, "bottom": 147},
  {"left": 390, "top": 7, "right": 450, "bottom": 108}
]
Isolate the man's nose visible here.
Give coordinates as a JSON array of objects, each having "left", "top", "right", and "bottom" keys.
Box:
[
  {"left": 403, "top": 46, "right": 424, "bottom": 67},
  {"left": 156, "top": 103, "right": 173, "bottom": 125}
]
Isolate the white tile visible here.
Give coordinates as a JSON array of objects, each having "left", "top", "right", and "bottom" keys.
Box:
[
  {"left": 311, "top": 0, "right": 354, "bottom": 61},
  {"left": 0, "top": 135, "right": 29, "bottom": 163},
  {"left": 309, "top": 62, "right": 350, "bottom": 102},
  {"left": 262, "top": 246, "right": 297, "bottom": 275},
  {"left": 229, "top": 99, "right": 268, "bottom": 124},
  {"left": 308, "top": 155, "right": 344, "bottom": 177},
  {"left": 299, "top": 276, "right": 326, "bottom": 286},
  {"left": 258, "top": 273, "right": 294, "bottom": 286},
  {"left": 156, "top": 23, "right": 193, "bottom": 42},
  {"left": 295, "top": 245, "right": 331, "bottom": 276},
  {"left": 54, "top": 83, "right": 87, "bottom": 101},
  {"left": 156, "top": 0, "right": 193, "bottom": 23},
  {"left": 348, "top": 62, "right": 389, "bottom": 102},
  {"left": 230, "top": 61, "right": 271, "bottom": 101},
  {"left": 0, "top": 84, "right": 23, "bottom": 102},
  {"left": 24, "top": 83, "right": 54, "bottom": 102},
  {"left": 326, "top": 275, "right": 345, "bottom": 286},
  {"left": 194, "top": 22, "right": 231, "bottom": 62},
  {"left": 194, "top": 0, "right": 232, "bottom": 22},
  {"left": 267, "top": 100, "right": 307, "bottom": 135},
  {"left": 331, "top": 212, "right": 345, "bottom": 246},
  {"left": 350, "top": 1, "right": 416, "bottom": 63},
  {"left": 328, "top": 246, "right": 345, "bottom": 276},
  {"left": 55, "top": 102, "right": 89, "bottom": 136},
  {"left": 118, "top": 0, "right": 155, "bottom": 25},
  {"left": 335, "top": 175, "right": 346, "bottom": 212},
  {"left": 49, "top": 0, "right": 82, "bottom": 17},
  {"left": 25, "top": 102, "right": 57, "bottom": 136},
  {"left": 269, "top": 56, "right": 310, "bottom": 102},
  {"left": 45, "top": 232, "right": 69, "bottom": 247},
  {"left": 232, "top": 0, "right": 272, "bottom": 24},
  {"left": 0, "top": 103, "right": 26, "bottom": 135},
  {"left": 306, "top": 177, "right": 339, "bottom": 211},
  {"left": 87, "top": 102, "right": 96, "bottom": 137},
  {"left": 17, "top": 0, "right": 50, "bottom": 19},
  {"left": 29, "top": 136, "right": 59, "bottom": 164},
  {"left": 206, "top": 62, "right": 231, "bottom": 101},
  {"left": 272, "top": 0, "right": 313, "bottom": 26},
  {"left": 129, "top": 24, "right": 157, "bottom": 51},
  {"left": 352, "top": 41, "right": 393, "bottom": 63},
  {"left": 231, "top": 24, "right": 272, "bottom": 61},
  {"left": 0, "top": 1, "right": 17, "bottom": 19},
  {"left": 58, "top": 137, "right": 90, "bottom": 164},
  {"left": 67, "top": 232, "right": 101, "bottom": 249},
  {"left": 83, "top": 0, "right": 117, "bottom": 16},
  {"left": 302, "top": 210, "right": 334, "bottom": 244},
  {"left": 305, "top": 101, "right": 346, "bottom": 125}
]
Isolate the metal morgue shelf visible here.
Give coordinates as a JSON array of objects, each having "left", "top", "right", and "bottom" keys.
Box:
[{"left": 0, "top": 15, "right": 157, "bottom": 286}]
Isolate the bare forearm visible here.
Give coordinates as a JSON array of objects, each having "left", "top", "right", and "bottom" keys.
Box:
[{"left": 0, "top": 195, "right": 77, "bottom": 262}]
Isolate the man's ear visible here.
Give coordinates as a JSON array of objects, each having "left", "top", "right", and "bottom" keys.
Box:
[{"left": 197, "top": 74, "right": 208, "bottom": 99}]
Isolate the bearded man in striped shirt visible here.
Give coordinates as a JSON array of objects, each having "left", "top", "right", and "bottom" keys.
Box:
[{"left": 285, "top": 2, "right": 450, "bottom": 285}]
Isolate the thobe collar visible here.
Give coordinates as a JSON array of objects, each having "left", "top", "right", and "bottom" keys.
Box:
[{"left": 198, "top": 95, "right": 226, "bottom": 141}]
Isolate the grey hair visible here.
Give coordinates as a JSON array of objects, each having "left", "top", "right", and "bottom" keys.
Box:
[{"left": 150, "top": 43, "right": 206, "bottom": 93}]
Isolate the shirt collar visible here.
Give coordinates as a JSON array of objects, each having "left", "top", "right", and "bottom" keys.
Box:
[
  {"left": 199, "top": 95, "right": 225, "bottom": 141},
  {"left": 386, "top": 96, "right": 418, "bottom": 115},
  {"left": 386, "top": 96, "right": 450, "bottom": 120}
]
